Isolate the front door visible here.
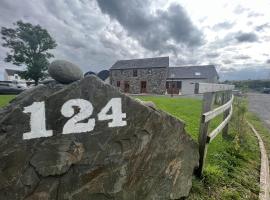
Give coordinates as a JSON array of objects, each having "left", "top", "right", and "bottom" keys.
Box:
[
  {"left": 124, "top": 81, "right": 130, "bottom": 93},
  {"left": 141, "top": 81, "right": 147, "bottom": 93},
  {"left": 166, "top": 81, "right": 181, "bottom": 94}
]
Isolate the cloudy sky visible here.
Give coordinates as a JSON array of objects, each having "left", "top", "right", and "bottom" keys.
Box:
[{"left": 0, "top": 0, "right": 270, "bottom": 79}]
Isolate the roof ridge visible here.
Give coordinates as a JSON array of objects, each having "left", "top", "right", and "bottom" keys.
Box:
[
  {"left": 116, "top": 56, "right": 169, "bottom": 62},
  {"left": 111, "top": 56, "right": 169, "bottom": 70},
  {"left": 170, "top": 65, "right": 215, "bottom": 68}
]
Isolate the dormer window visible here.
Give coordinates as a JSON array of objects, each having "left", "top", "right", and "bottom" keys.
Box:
[
  {"left": 133, "top": 69, "right": 138, "bottom": 77},
  {"left": 195, "top": 72, "right": 201, "bottom": 76}
]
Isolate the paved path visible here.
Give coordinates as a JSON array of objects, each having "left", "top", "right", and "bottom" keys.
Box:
[{"left": 248, "top": 93, "right": 270, "bottom": 129}]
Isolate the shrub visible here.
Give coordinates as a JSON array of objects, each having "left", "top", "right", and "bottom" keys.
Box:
[{"left": 204, "top": 165, "right": 224, "bottom": 186}]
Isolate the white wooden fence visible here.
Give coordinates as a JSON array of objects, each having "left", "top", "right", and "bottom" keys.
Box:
[{"left": 194, "top": 83, "right": 235, "bottom": 177}]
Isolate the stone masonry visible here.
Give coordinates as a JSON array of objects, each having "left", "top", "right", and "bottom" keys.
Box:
[{"left": 110, "top": 67, "right": 167, "bottom": 94}]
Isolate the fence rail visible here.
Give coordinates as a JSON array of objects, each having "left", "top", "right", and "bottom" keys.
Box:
[
  {"left": 194, "top": 82, "right": 235, "bottom": 177},
  {"left": 195, "top": 83, "right": 235, "bottom": 94},
  {"left": 208, "top": 105, "right": 233, "bottom": 143},
  {"left": 203, "top": 95, "right": 234, "bottom": 123}
]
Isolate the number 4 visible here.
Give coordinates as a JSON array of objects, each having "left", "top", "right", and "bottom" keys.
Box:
[{"left": 98, "top": 98, "right": 127, "bottom": 127}]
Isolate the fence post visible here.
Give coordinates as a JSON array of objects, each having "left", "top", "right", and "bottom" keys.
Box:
[
  {"left": 195, "top": 92, "right": 214, "bottom": 177},
  {"left": 222, "top": 91, "right": 232, "bottom": 138}
]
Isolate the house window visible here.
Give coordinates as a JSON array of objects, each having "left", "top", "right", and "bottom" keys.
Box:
[
  {"left": 166, "top": 82, "right": 169, "bottom": 89},
  {"left": 124, "top": 81, "right": 130, "bottom": 93},
  {"left": 133, "top": 69, "right": 138, "bottom": 77},
  {"left": 177, "top": 81, "right": 182, "bottom": 89},
  {"left": 117, "top": 81, "right": 121, "bottom": 87},
  {"left": 141, "top": 81, "right": 147, "bottom": 93},
  {"left": 14, "top": 75, "right": 18, "bottom": 80},
  {"left": 148, "top": 69, "right": 152, "bottom": 75}
]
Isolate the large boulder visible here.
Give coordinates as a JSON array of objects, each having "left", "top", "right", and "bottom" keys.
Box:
[
  {"left": 48, "top": 60, "right": 83, "bottom": 84},
  {"left": 0, "top": 75, "right": 198, "bottom": 200}
]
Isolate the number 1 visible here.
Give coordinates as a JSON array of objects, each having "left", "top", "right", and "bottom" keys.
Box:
[{"left": 23, "top": 101, "right": 53, "bottom": 140}]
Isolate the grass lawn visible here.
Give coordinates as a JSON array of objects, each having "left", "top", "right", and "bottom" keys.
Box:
[
  {"left": 247, "top": 112, "right": 270, "bottom": 177},
  {"left": 136, "top": 95, "right": 260, "bottom": 200},
  {"left": 0, "top": 95, "right": 15, "bottom": 108}
]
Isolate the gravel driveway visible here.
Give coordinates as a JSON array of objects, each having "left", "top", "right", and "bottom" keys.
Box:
[{"left": 248, "top": 92, "right": 270, "bottom": 129}]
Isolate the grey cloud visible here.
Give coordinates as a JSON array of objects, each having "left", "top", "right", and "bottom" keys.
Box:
[
  {"left": 234, "top": 5, "right": 250, "bottom": 14},
  {"left": 219, "top": 67, "right": 236, "bottom": 72},
  {"left": 212, "top": 21, "right": 235, "bottom": 30},
  {"left": 248, "top": 12, "right": 264, "bottom": 18},
  {"left": 210, "top": 31, "right": 258, "bottom": 50},
  {"left": 206, "top": 52, "right": 220, "bottom": 58},
  {"left": 222, "top": 59, "right": 233, "bottom": 64},
  {"left": 96, "top": 0, "right": 204, "bottom": 52},
  {"left": 0, "top": 0, "right": 269, "bottom": 78},
  {"left": 256, "top": 23, "right": 270, "bottom": 32},
  {"left": 0, "top": 0, "right": 131, "bottom": 72},
  {"left": 266, "top": 59, "right": 270, "bottom": 64},
  {"left": 235, "top": 32, "right": 258, "bottom": 43},
  {"left": 233, "top": 55, "right": 251, "bottom": 60}
]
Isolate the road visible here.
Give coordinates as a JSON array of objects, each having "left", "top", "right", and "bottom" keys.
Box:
[{"left": 248, "top": 93, "right": 270, "bottom": 129}]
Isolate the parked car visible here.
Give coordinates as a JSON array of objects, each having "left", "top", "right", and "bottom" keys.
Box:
[
  {"left": 0, "top": 82, "right": 25, "bottom": 94},
  {"left": 262, "top": 88, "right": 270, "bottom": 94},
  {"left": 232, "top": 89, "right": 243, "bottom": 96}
]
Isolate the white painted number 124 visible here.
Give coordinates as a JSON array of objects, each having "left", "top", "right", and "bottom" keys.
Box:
[{"left": 23, "top": 98, "right": 127, "bottom": 140}]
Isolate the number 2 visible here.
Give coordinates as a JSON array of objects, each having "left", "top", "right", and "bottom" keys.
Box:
[{"left": 61, "top": 99, "right": 95, "bottom": 134}]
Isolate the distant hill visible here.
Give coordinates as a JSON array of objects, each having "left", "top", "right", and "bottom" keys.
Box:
[{"left": 219, "top": 67, "right": 270, "bottom": 81}]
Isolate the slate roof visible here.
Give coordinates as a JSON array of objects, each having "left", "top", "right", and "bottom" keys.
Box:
[
  {"left": 97, "top": 70, "right": 110, "bottom": 81},
  {"left": 111, "top": 56, "right": 169, "bottom": 70},
  {"left": 5, "top": 69, "right": 25, "bottom": 76},
  {"left": 167, "top": 65, "right": 218, "bottom": 80},
  {"left": 84, "top": 71, "right": 96, "bottom": 77}
]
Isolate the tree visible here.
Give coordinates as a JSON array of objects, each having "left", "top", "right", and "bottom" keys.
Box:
[{"left": 1, "top": 21, "right": 57, "bottom": 85}]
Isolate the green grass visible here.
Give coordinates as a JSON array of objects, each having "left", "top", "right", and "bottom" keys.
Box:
[
  {"left": 247, "top": 112, "right": 270, "bottom": 174},
  {"left": 135, "top": 96, "right": 202, "bottom": 140},
  {"left": 136, "top": 96, "right": 260, "bottom": 200},
  {"left": 0, "top": 95, "right": 15, "bottom": 108}
]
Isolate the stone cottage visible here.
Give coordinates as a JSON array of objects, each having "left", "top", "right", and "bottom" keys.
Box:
[
  {"left": 110, "top": 56, "right": 219, "bottom": 95},
  {"left": 167, "top": 65, "right": 219, "bottom": 95},
  {"left": 110, "top": 57, "right": 169, "bottom": 94}
]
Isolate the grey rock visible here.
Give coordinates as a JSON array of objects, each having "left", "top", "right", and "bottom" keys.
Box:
[
  {"left": 48, "top": 60, "right": 83, "bottom": 84},
  {"left": 25, "top": 177, "right": 59, "bottom": 200},
  {"left": 136, "top": 99, "right": 156, "bottom": 109},
  {"left": 21, "top": 167, "right": 40, "bottom": 187},
  {"left": 30, "top": 139, "right": 84, "bottom": 176},
  {"left": 0, "top": 75, "right": 198, "bottom": 200}
]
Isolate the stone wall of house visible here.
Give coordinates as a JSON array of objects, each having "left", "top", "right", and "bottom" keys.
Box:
[{"left": 110, "top": 67, "right": 167, "bottom": 94}]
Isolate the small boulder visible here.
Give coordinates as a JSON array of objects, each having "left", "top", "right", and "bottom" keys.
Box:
[
  {"left": 135, "top": 99, "right": 156, "bottom": 109},
  {"left": 48, "top": 60, "right": 83, "bottom": 84},
  {"left": 142, "top": 101, "right": 156, "bottom": 109}
]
